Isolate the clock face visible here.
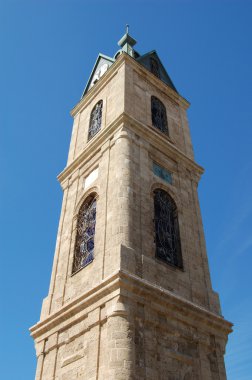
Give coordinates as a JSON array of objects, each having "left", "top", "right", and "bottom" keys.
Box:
[
  {"left": 91, "top": 63, "right": 109, "bottom": 87},
  {"left": 99, "top": 63, "right": 109, "bottom": 77}
]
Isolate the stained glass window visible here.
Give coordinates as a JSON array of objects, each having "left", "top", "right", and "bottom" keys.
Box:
[
  {"left": 88, "top": 100, "right": 103, "bottom": 140},
  {"left": 150, "top": 57, "right": 160, "bottom": 78},
  {"left": 154, "top": 189, "right": 182, "bottom": 268},
  {"left": 151, "top": 96, "right": 169, "bottom": 135},
  {"left": 72, "top": 195, "right": 96, "bottom": 274}
]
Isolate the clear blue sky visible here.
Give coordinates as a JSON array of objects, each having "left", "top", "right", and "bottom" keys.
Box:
[{"left": 0, "top": 1, "right": 251, "bottom": 379}]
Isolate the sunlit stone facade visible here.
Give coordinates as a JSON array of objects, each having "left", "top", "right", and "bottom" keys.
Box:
[{"left": 30, "top": 34, "right": 232, "bottom": 380}]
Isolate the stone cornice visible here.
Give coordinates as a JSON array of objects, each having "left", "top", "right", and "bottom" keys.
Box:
[
  {"left": 122, "top": 53, "right": 190, "bottom": 109},
  {"left": 71, "top": 52, "right": 189, "bottom": 118},
  {"left": 30, "top": 269, "right": 232, "bottom": 342},
  {"left": 57, "top": 113, "right": 126, "bottom": 185},
  {"left": 30, "top": 271, "right": 120, "bottom": 340},
  {"left": 58, "top": 112, "right": 204, "bottom": 186},
  {"left": 119, "top": 270, "right": 233, "bottom": 335},
  {"left": 123, "top": 113, "right": 204, "bottom": 176}
]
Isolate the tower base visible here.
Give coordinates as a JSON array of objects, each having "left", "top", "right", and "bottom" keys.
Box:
[{"left": 30, "top": 270, "right": 232, "bottom": 380}]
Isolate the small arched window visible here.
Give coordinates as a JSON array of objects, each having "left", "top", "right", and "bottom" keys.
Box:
[
  {"left": 151, "top": 96, "right": 169, "bottom": 135},
  {"left": 154, "top": 189, "right": 182, "bottom": 268},
  {"left": 72, "top": 195, "right": 97, "bottom": 274},
  {"left": 88, "top": 100, "right": 103, "bottom": 140},
  {"left": 150, "top": 57, "right": 160, "bottom": 78}
]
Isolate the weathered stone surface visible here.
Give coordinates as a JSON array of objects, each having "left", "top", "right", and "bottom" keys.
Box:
[{"left": 30, "top": 52, "right": 232, "bottom": 379}]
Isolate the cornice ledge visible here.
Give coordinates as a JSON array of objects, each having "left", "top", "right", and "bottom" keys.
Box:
[
  {"left": 58, "top": 112, "right": 203, "bottom": 185},
  {"left": 122, "top": 112, "right": 204, "bottom": 176},
  {"left": 119, "top": 269, "right": 233, "bottom": 334},
  {"left": 30, "top": 268, "right": 232, "bottom": 341},
  {"left": 121, "top": 53, "right": 190, "bottom": 109},
  {"left": 71, "top": 53, "right": 189, "bottom": 118},
  {"left": 29, "top": 271, "right": 120, "bottom": 339},
  {"left": 57, "top": 113, "right": 126, "bottom": 184}
]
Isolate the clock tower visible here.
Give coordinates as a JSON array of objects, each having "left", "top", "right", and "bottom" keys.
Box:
[{"left": 30, "top": 30, "right": 232, "bottom": 380}]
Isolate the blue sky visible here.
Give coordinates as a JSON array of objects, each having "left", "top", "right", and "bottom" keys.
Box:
[{"left": 0, "top": 1, "right": 252, "bottom": 379}]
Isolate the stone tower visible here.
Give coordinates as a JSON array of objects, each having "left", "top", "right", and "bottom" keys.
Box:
[{"left": 30, "top": 30, "right": 232, "bottom": 380}]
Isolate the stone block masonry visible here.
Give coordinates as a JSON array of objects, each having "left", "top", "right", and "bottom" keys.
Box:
[{"left": 30, "top": 48, "right": 232, "bottom": 379}]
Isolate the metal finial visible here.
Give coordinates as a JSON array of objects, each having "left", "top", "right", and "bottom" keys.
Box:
[{"left": 126, "top": 24, "right": 129, "bottom": 34}]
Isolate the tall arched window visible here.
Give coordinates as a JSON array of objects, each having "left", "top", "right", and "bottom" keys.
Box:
[
  {"left": 72, "top": 195, "right": 97, "bottom": 274},
  {"left": 154, "top": 189, "right": 182, "bottom": 268},
  {"left": 150, "top": 57, "right": 160, "bottom": 78},
  {"left": 151, "top": 96, "right": 169, "bottom": 135},
  {"left": 88, "top": 100, "right": 103, "bottom": 140}
]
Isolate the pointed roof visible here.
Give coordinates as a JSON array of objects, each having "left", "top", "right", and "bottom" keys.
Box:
[
  {"left": 81, "top": 28, "right": 178, "bottom": 97},
  {"left": 136, "top": 50, "right": 177, "bottom": 92},
  {"left": 81, "top": 53, "right": 114, "bottom": 97}
]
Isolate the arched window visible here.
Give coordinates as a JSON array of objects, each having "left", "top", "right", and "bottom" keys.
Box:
[
  {"left": 154, "top": 189, "right": 182, "bottom": 268},
  {"left": 88, "top": 100, "right": 103, "bottom": 140},
  {"left": 150, "top": 57, "right": 160, "bottom": 78},
  {"left": 151, "top": 96, "right": 169, "bottom": 135},
  {"left": 72, "top": 195, "right": 97, "bottom": 274}
]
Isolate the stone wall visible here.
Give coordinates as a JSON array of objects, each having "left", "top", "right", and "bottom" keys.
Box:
[
  {"left": 31, "top": 53, "right": 231, "bottom": 379},
  {"left": 32, "top": 273, "right": 231, "bottom": 380}
]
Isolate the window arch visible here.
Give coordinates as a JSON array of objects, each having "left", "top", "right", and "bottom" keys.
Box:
[
  {"left": 72, "top": 194, "right": 97, "bottom": 274},
  {"left": 88, "top": 100, "right": 103, "bottom": 140},
  {"left": 154, "top": 189, "right": 182, "bottom": 268},
  {"left": 150, "top": 57, "right": 160, "bottom": 78},
  {"left": 151, "top": 96, "right": 169, "bottom": 135}
]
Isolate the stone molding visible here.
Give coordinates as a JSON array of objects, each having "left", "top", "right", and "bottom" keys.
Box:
[
  {"left": 30, "top": 267, "right": 232, "bottom": 344},
  {"left": 71, "top": 52, "right": 189, "bottom": 118},
  {"left": 58, "top": 112, "right": 204, "bottom": 186}
]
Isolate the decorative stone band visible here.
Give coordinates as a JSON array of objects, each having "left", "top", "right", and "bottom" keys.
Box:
[
  {"left": 58, "top": 112, "right": 204, "bottom": 186},
  {"left": 30, "top": 268, "right": 232, "bottom": 345},
  {"left": 71, "top": 52, "right": 190, "bottom": 119}
]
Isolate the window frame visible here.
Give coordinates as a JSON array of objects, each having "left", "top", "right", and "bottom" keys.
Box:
[
  {"left": 153, "top": 188, "right": 183, "bottom": 269},
  {"left": 71, "top": 193, "right": 97, "bottom": 275},
  {"left": 151, "top": 96, "right": 169, "bottom": 136},
  {"left": 88, "top": 100, "right": 103, "bottom": 141}
]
